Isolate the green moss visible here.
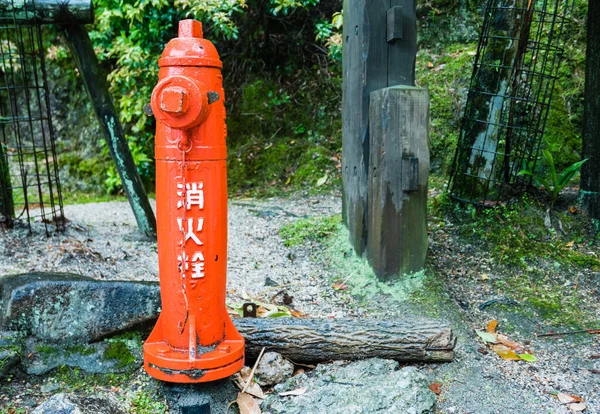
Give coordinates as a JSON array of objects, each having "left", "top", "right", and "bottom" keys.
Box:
[
  {"left": 130, "top": 390, "right": 167, "bottom": 414},
  {"left": 102, "top": 340, "right": 136, "bottom": 369},
  {"left": 280, "top": 214, "right": 341, "bottom": 247},
  {"left": 493, "top": 274, "right": 592, "bottom": 327},
  {"left": 63, "top": 344, "right": 96, "bottom": 356},
  {"left": 416, "top": 44, "right": 477, "bottom": 173},
  {"left": 323, "top": 224, "right": 436, "bottom": 308},
  {"left": 438, "top": 195, "right": 599, "bottom": 270},
  {"left": 35, "top": 344, "right": 60, "bottom": 355},
  {"left": 54, "top": 365, "right": 130, "bottom": 391},
  {"left": 226, "top": 71, "right": 342, "bottom": 198}
]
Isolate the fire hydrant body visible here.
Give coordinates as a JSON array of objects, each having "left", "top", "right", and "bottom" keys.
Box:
[{"left": 143, "top": 20, "right": 244, "bottom": 383}]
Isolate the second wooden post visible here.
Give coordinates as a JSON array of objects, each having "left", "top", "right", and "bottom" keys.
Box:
[{"left": 367, "top": 86, "right": 429, "bottom": 279}]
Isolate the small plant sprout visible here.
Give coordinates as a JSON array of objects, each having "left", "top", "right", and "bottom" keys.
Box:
[{"left": 518, "top": 149, "right": 588, "bottom": 208}]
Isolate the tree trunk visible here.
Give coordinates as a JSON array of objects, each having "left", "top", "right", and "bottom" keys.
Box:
[
  {"left": 581, "top": 0, "right": 600, "bottom": 218},
  {"left": 234, "top": 317, "right": 455, "bottom": 363},
  {"left": 452, "top": 0, "right": 533, "bottom": 197},
  {"left": 0, "top": 141, "right": 13, "bottom": 225}
]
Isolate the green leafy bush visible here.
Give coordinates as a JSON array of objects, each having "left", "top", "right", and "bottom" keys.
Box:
[{"left": 81, "top": 0, "right": 343, "bottom": 194}]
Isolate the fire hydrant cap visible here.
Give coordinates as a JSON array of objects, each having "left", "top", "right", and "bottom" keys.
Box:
[
  {"left": 179, "top": 20, "right": 203, "bottom": 38},
  {"left": 158, "top": 19, "right": 222, "bottom": 68}
]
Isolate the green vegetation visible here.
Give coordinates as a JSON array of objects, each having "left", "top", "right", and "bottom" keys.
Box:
[
  {"left": 47, "top": 0, "right": 343, "bottom": 197},
  {"left": 130, "top": 390, "right": 168, "bottom": 414},
  {"left": 434, "top": 192, "right": 599, "bottom": 269},
  {"left": 53, "top": 365, "right": 131, "bottom": 391},
  {"left": 429, "top": 189, "right": 599, "bottom": 328},
  {"left": 519, "top": 149, "right": 588, "bottom": 207},
  {"left": 102, "top": 340, "right": 136, "bottom": 369},
  {"left": 279, "top": 214, "right": 341, "bottom": 247},
  {"left": 43, "top": 0, "right": 589, "bottom": 200},
  {"left": 494, "top": 274, "right": 592, "bottom": 327}
]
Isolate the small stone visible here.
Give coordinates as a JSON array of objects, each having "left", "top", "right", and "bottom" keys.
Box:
[
  {"left": 40, "top": 381, "right": 60, "bottom": 394},
  {"left": 0, "top": 348, "right": 20, "bottom": 378},
  {"left": 33, "top": 393, "right": 126, "bottom": 413},
  {"left": 0, "top": 332, "right": 23, "bottom": 379},
  {"left": 254, "top": 352, "right": 294, "bottom": 387},
  {"left": 33, "top": 394, "right": 81, "bottom": 414}
]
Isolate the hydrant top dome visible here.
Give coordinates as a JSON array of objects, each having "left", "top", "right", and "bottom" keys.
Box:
[{"left": 158, "top": 20, "right": 222, "bottom": 69}]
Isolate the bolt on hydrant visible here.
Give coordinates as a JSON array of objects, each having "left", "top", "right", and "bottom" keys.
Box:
[{"left": 143, "top": 19, "right": 245, "bottom": 383}]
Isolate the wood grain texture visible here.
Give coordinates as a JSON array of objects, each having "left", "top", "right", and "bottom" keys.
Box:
[
  {"left": 367, "top": 86, "right": 429, "bottom": 279},
  {"left": 342, "top": 0, "right": 417, "bottom": 255},
  {"left": 234, "top": 317, "right": 454, "bottom": 363}
]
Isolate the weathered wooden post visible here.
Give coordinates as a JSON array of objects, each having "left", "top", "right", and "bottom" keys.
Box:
[
  {"left": 342, "top": 0, "right": 428, "bottom": 279},
  {"left": 342, "top": 0, "right": 417, "bottom": 255},
  {"left": 368, "top": 87, "right": 429, "bottom": 279}
]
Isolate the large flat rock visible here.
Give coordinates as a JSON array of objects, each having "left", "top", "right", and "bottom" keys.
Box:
[
  {"left": 262, "top": 358, "right": 437, "bottom": 413},
  {"left": 0, "top": 272, "right": 160, "bottom": 343}
]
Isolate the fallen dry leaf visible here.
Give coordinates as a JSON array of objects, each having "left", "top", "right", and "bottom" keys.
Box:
[
  {"left": 568, "top": 402, "right": 587, "bottom": 413},
  {"left": 237, "top": 392, "right": 261, "bottom": 414},
  {"left": 429, "top": 382, "right": 442, "bottom": 395},
  {"left": 570, "top": 206, "right": 578, "bottom": 214},
  {"left": 427, "top": 62, "right": 434, "bottom": 68},
  {"left": 491, "top": 344, "right": 520, "bottom": 360},
  {"left": 486, "top": 320, "right": 499, "bottom": 333},
  {"left": 332, "top": 283, "right": 347, "bottom": 291},
  {"left": 279, "top": 387, "right": 307, "bottom": 397},
  {"left": 496, "top": 334, "right": 523, "bottom": 351},
  {"left": 556, "top": 392, "right": 584, "bottom": 404},
  {"left": 565, "top": 240, "right": 575, "bottom": 248},
  {"left": 290, "top": 309, "right": 304, "bottom": 318},
  {"left": 244, "top": 382, "right": 265, "bottom": 399}
]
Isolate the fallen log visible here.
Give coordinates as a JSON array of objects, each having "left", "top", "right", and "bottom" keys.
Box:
[
  {"left": 233, "top": 317, "right": 455, "bottom": 363},
  {"left": 0, "top": 0, "right": 93, "bottom": 24},
  {"left": 0, "top": 273, "right": 455, "bottom": 363}
]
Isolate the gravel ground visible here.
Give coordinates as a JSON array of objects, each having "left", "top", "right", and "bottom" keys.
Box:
[
  {"left": 1, "top": 193, "right": 599, "bottom": 413},
  {"left": 0, "top": 194, "right": 359, "bottom": 319}
]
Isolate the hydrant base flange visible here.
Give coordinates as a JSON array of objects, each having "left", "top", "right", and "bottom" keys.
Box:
[{"left": 144, "top": 316, "right": 244, "bottom": 383}]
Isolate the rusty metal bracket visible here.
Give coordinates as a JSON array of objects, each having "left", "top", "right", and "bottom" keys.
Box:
[
  {"left": 242, "top": 302, "right": 257, "bottom": 318},
  {"left": 207, "top": 91, "right": 220, "bottom": 104},
  {"left": 143, "top": 103, "right": 154, "bottom": 116},
  {"left": 402, "top": 155, "right": 419, "bottom": 192},
  {"left": 386, "top": 6, "right": 403, "bottom": 43}
]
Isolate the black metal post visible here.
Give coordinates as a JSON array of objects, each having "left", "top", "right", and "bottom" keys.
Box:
[{"left": 62, "top": 24, "right": 157, "bottom": 238}]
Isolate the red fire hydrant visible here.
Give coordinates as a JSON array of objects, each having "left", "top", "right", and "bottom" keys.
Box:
[{"left": 143, "top": 19, "right": 245, "bottom": 383}]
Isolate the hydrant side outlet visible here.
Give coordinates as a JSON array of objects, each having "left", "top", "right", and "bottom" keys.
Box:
[{"left": 143, "top": 19, "right": 245, "bottom": 383}]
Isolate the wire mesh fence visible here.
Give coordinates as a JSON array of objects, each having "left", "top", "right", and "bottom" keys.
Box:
[
  {"left": 449, "top": 0, "right": 572, "bottom": 206},
  {"left": 0, "top": 0, "right": 64, "bottom": 233}
]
